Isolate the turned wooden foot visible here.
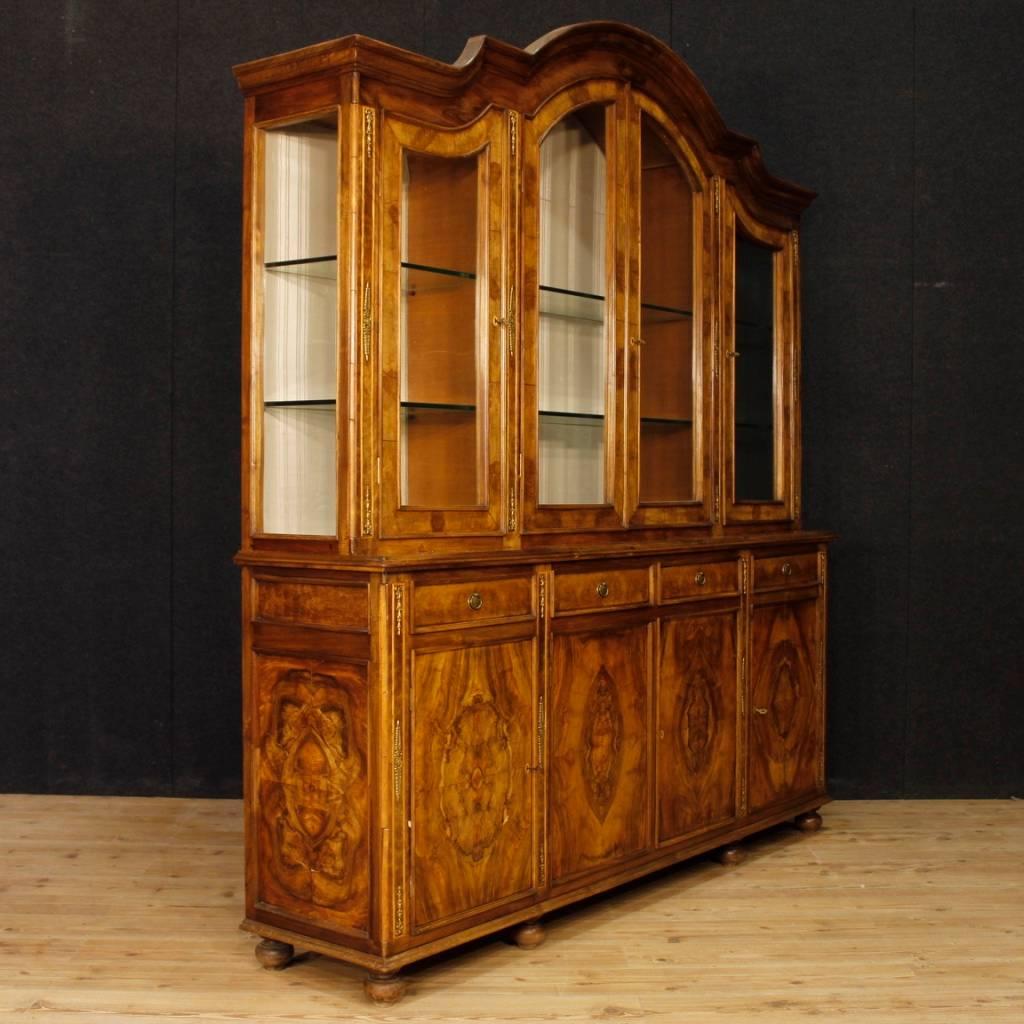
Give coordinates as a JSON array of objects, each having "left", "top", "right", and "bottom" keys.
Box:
[
  {"left": 254, "top": 938, "right": 293, "bottom": 970},
  {"left": 364, "top": 971, "right": 406, "bottom": 1005},
  {"left": 716, "top": 843, "right": 746, "bottom": 866},
  {"left": 512, "top": 919, "right": 546, "bottom": 949},
  {"left": 795, "top": 810, "right": 823, "bottom": 833}
]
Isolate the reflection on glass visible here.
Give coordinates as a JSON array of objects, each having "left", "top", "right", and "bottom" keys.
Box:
[
  {"left": 638, "top": 114, "right": 695, "bottom": 503},
  {"left": 538, "top": 106, "right": 608, "bottom": 505},
  {"left": 400, "top": 151, "right": 481, "bottom": 507},
  {"left": 734, "top": 235, "right": 776, "bottom": 501},
  {"left": 261, "top": 115, "right": 337, "bottom": 535}
]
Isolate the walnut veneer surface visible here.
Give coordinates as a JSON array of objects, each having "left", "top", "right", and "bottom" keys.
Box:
[{"left": 232, "top": 22, "right": 833, "bottom": 1002}]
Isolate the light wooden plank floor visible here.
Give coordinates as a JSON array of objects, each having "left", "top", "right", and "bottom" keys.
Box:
[{"left": 1, "top": 797, "right": 1021, "bottom": 1022}]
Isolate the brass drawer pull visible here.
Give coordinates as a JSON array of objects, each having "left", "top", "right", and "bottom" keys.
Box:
[
  {"left": 781, "top": 562, "right": 793, "bottom": 577},
  {"left": 596, "top": 581, "right": 609, "bottom": 598},
  {"left": 694, "top": 570, "right": 707, "bottom": 586},
  {"left": 467, "top": 592, "right": 483, "bottom": 611},
  {"left": 753, "top": 707, "right": 769, "bottom": 715}
]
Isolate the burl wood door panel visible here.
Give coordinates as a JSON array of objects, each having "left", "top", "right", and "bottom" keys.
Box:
[
  {"left": 252, "top": 655, "right": 370, "bottom": 935},
  {"left": 748, "top": 597, "right": 822, "bottom": 812},
  {"left": 549, "top": 624, "right": 650, "bottom": 882},
  {"left": 657, "top": 609, "right": 739, "bottom": 842},
  {"left": 410, "top": 639, "right": 536, "bottom": 930}
]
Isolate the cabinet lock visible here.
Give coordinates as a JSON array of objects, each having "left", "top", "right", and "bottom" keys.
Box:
[
  {"left": 753, "top": 707, "right": 769, "bottom": 715},
  {"left": 596, "top": 581, "right": 609, "bottom": 598},
  {"left": 781, "top": 562, "right": 793, "bottom": 577},
  {"left": 694, "top": 570, "right": 707, "bottom": 586},
  {"left": 467, "top": 592, "right": 483, "bottom": 610}
]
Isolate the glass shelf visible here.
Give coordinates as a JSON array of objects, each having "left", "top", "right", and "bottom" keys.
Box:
[
  {"left": 402, "top": 261, "right": 477, "bottom": 297},
  {"left": 539, "top": 284, "right": 605, "bottom": 324},
  {"left": 265, "top": 399, "right": 335, "bottom": 408},
  {"left": 540, "top": 409, "right": 605, "bottom": 421},
  {"left": 640, "top": 415, "right": 692, "bottom": 425},
  {"left": 401, "top": 400, "right": 476, "bottom": 412},
  {"left": 640, "top": 302, "right": 693, "bottom": 325},
  {"left": 265, "top": 255, "right": 337, "bottom": 278}
]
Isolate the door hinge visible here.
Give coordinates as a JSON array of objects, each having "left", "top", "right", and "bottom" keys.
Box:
[
  {"left": 509, "top": 486, "right": 517, "bottom": 531},
  {"left": 363, "top": 107, "right": 374, "bottom": 159},
  {"left": 393, "top": 583, "right": 404, "bottom": 636},
  {"left": 362, "top": 488, "right": 372, "bottom": 535},
  {"left": 393, "top": 719, "right": 403, "bottom": 800},
  {"left": 509, "top": 110, "right": 518, "bottom": 159},
  {"left": 713, "top": 177, "right": 721, "bottom": 215},
  {"left": 741, "top": 559, "right": 749, "bottom": 595},
  {"left": 361, "top": 281, "right": 372, "bottom": 363},
  {"left": 792, "top": 229, "right": 799, "bottom": 264},
  {"left": 538, "top": 573, "right": 546, "bottom": 619},
  {"left": 538, "top": 839, "right": 546, "bottom": 885},
  {"left": 394, "top": 884, "right": 404, "bottom": 936},
  {"left": 537, "top": 694, "right": 545, "bottom": 768}
]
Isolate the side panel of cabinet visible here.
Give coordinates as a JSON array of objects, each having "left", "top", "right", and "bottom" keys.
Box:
[
  {"left": 251, "top": 654, "right": 371, "bottom": 936},
  {"left": 549, "top": 622, "right": 650, "bottom": 882},
  {"left": 748, "top": 595, "right": 822, "bottom": 812},
  {"left": 409, "top": 638, "right": 537, "bottom": 930},
  {"left": 657, "top": 607, "right": 739, "bottom": 842}
]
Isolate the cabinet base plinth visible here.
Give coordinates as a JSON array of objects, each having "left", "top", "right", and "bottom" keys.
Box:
[
  {"left": 364, "top": 971, "right": 406, "bottom": 1005},
  {"left": 512, "top": 919, "right": 546, "bottom": 949},
  {"left": 716, "top": 843, "right": 746, "bottom": 866},
  {"left": 254, "top": 939, "right": 293, "bottom": 970},
  {"left": 795, "top": 809, "right": 823, "bottom": 833}
]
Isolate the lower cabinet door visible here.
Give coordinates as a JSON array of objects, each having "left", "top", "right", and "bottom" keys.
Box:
[
  {"left": 657, "top": 607, "right": 740, "bottom": 842},
  {"left": 251, "top": 654, "right": 371, "bottom": 936},
  {"left": 549, "top": 623, "right": 651, "bottom": 882},
  {"left": 748, "top": 595, "right": 823, "bottom": 812},
  {"left": 410, "top": 638, "right": 537, "bottom": 930}
]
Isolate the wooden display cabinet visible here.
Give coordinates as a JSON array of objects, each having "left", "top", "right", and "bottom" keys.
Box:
[{"left": 234, "top": 22, "right": 832, "bottom": 1003}]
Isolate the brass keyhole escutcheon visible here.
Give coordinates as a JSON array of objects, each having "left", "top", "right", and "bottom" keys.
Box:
[
  {"left": 596, "top": 581, "right": 609, "bottom": 598},
  {"left": 781, "top": 562, "right": 793, "bottom": 577},
  {"left": 694, "top": 570, "right": 707, "bottom": 586},
  {"left": 753, "top": 707, "right": 769, "bottom": 715},
  {"left": 467, "top": 592, "right": 483, "bottom": 610}
]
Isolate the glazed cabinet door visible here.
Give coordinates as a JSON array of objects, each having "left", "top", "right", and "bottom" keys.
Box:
[
  {"left": 747, "top": 592, "right": 824, "bottom": 812},
  {"left": 378, "top": 109, "right": 511, "bottom": 537},
  {"left": 249, "top": 654, "right": 371, "bottom": 938},
  {"left": 721, "top": 190, "right": 799, "bottom": 525},
  {"left": 521, "top": 85, "right": 627, "bottom": 532},
  {"left": 408, "top": 637, "right": 539, "bottom": 931},
  {"left": 656, "top": 603, "right": 740, "bottom": 842},
  {"left": 625, "top": 96, "right": 713, "bottom": 527},
  {"left": 548, "top": 619, "right": 651, "bottom": 882}
]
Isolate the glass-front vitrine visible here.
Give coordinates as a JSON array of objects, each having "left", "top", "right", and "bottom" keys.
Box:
[{"left": 256, "top": 113, "right": 339, "bottom": 538}]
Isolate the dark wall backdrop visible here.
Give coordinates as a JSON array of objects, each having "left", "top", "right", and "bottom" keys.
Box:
[{"left": 2, "top": 1, "right": 1022, "bottom": 798}]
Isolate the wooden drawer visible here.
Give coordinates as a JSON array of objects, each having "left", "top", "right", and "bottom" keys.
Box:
[
  {"left": 753, "top": 552, "right": 819, "bottom": 591},
  {"left": 554, "top": 566, "right": 650, "bottom": 615},
  {"left": 253, "top": 578, "right": 369, "bottom": 631},
  {"left": 661, "top": 559, "right": 739, "bottom": 602},
  {"left": 413, "top": 575, "right": 533, "bottom": 630}
]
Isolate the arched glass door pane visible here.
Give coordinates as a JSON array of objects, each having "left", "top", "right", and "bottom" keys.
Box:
[{"left": 537, "top": 106, "right": 608, "bottom": 505}]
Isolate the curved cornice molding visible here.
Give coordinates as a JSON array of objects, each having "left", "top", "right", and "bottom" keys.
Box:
[{"left": 234, "top": 21, "right": 814, "bottom": 218}]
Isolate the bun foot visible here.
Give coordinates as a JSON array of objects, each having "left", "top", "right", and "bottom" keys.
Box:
[
  {"left": 795, "top": 810, "right": 823, "bottom": 833},
  {"left": 512, "top": 919, "right": 545, "bottom": 949},
  {"left": 364, "top": 971, "right": 406, "bottom": 1005},
  {"left": 254, "top": 938, "right": 293, "bottom": 970},
  {"left": 716, "top": 843, "right": 745, "bottom": 866}
]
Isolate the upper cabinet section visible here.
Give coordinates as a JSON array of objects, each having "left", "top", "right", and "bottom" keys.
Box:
[{"left": 235, "top": 22, "right": 815, "bottom": 555}]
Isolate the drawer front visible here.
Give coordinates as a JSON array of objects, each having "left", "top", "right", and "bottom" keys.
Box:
[
  {"left": 754, "top": 552, "right": 819, "bottom": 591},
  {"left": 661, "top": 559, "right": 739, "bottom": 602},
  {"left": 413, "top": 575, "right": 534, "bottom": 630},
  {"left": 253, "top": 578, "right": 369, "bottom": 631},
  {"left": 554, "top": 566, "right": 651, "bottom": 615}
]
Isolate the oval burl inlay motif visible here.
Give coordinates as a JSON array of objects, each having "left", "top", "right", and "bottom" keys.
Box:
[
  {"left": 679, "top": 669, "right": 715, "bottom": 774},
  {"left": 262, "top": 669, "right": 363, "bottom": 907},
  {"left": 582, "top": 667, "right": 624, "bottom": 822},
  {"left": 769, "top": 641, "right": 800, "bottom": 739},
  {"left": 440, "top": 694, "right": 513, "bottom": 862}
]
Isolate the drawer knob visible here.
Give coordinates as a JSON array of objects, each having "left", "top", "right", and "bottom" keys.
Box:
[
  {"left": 781, "top": 562, "right": 793, "bottom": 577},
  {"left": 467, "top": 592, "right": 483, "bottom": 611},
  {"left": 753, "top": 706, "right": 769, "bottom": 715},
  {"left": 694, "top": 570, "right": 707, "bottom": 586},
  {"left": 596, "top": 581, "right": 609, "bottom": 598}
]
